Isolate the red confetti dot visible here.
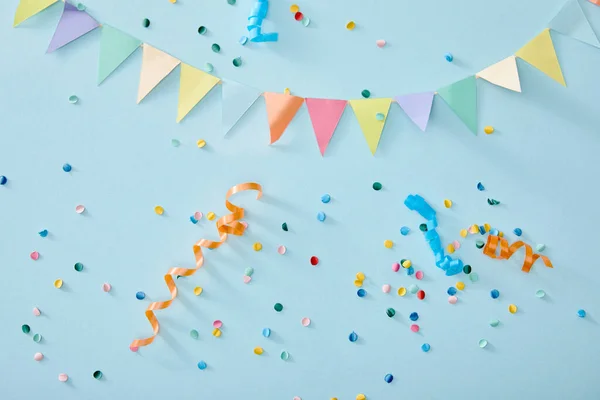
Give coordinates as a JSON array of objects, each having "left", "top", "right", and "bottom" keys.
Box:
[
  {"left": 310, "top": 256, "right": 319, "bottom": 266},
  {"left": 129, "top": 346, "right": 139, "bottom": 352},
  {"left": 294, "top": 11, "right": 304, "bottom": 21},
  {"left": 417, "top": 290, "right": 425, "bottom": 300}
]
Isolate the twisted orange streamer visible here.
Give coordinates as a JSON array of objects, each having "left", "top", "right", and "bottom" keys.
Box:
[
  {"left": 482, "top": 235, "right": 553, "bottom": 273},
  {"left": 130, "top": 182, "right": 263, "bottom": 349}
]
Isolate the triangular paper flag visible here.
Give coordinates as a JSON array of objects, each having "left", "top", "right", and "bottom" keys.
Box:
[
  {"left": 305, "top": 98, "right": 347, "bottom": 156},
  {"left": 98, "top": 25, "right": 141, "bottom": 85},
  {"left": 437, "top": 76, "right": 478, "bottom": 134},
  {"left": 263, "top": 93, "right": 304, "bottom": 144},
  {"left": 476, "top": 56, "right": 522, "bottom": 92},
  {"left": 222, "top": 80, "right": 262, "bottom": 135},
  {"left": 13, "top": 0, "right": 58, "bottom": 27},
  {"left": 349, "top": 98, "right": 392, "bottom": 155},
  {"left": 395, "top": 92, "right": 434, "bottom": 131},
  {"left": 515, "top": 29, "right": 566, "bottom": 86},
  {"left": 177, "top": 63, "right": 220, "bottom": 123},
  {"left": 137, "top": 44, "right": 180, "bottom": 103},
  {"left": 549, "top": 0, "right": 600, "bottom": 48},
  {"left": 47, "top": 2, "right": 99, "bottom": 52}
]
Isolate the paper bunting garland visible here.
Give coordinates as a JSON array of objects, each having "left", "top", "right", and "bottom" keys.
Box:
[
  {"left": 549, "top": 0, "right": 600, "bottom": 48},
  {"left": 263, "top": 92, "right": 304, "bottom": 144},
  {"left": 222, "top": 80, "right": 262, "bottom": 135},
  {"left": 47, "top": 2, "right": 99, "bottom": 53},
  {"left": 516, "top": 29, "right": 566, "bottom": 86},
  {"left": 349, "top": 98, "right": 392, "bottom": 155},
  {"left": 177, "top": 64, "right": 220, "bottom": 123},
  {"left": 137, "top": 44, "right": 180, "bottom": 103},
  {"left": 437, "top": 76, "right": 478, "bottom": 134},
  {"left": 98, "top": 25, "right": 141, "bottom": 85},
  {"left": 305, "top": 98, "right": 347, "bottom": 155},
  {"left": 395, "top": 92, "right": 435, "bottom": 131},
  {"left": 476, "top": 56, "right": 522, "bottom": 93},
  {"left": 13, "top": 0, "right": 58, "bottom": 27}
]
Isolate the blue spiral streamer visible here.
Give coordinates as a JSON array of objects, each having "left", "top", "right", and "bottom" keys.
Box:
[{"left": 247, "top": 0, "right": 279, "bottom": 42}]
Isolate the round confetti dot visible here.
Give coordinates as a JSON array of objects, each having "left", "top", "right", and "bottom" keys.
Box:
[
  {"left": 443, "top": 199, "right": 452, "bottom": 208},
  {"left": 410, "top": 324, "right": 420, "bottom": 333},
  {"left": 58, "top": 373, "right": 69, "bottom": 382},
  {"left": 76, "top": 3, "right": 86, "bottom": 11},
  {"left": 33, "top": 307, "right": 41, "bottom": 316},
  {"left": 469, "top": 224, "right": 479, "bottom": 234},
  {"left": 142, "top": 18, "right": 150, "bottom": 28},
  {"left": 277, "top": 245, "right": 287, "bottom": 255},
  {"left": 75, "top": 204, "right": 86, "bottom": 214},
  {"left": 213, "top": 320, "right": 223, "bottom": 329},
  {"left": 490, "top": 289, "right": 500, "bottom": 299},
  {"left": 513, "top": 228, "right": 522, "bottom": 236},
  {"left": 349, "top": 331, "right": 358, "bottom": 342},
  {"left": 0, "top": 176, "right": 6, "bottom": 185},
  {"left": 487, "top": 198, "right": 501, "bottom": 206},
  {"left": 190, "top": 329, "right": 199, "bottom": 339},
  {"left": 74, "top": 262, "right": 84, "bottom": 272},
  {"left": 136, "top": 291, "right": 145, "bottom": 300},
  {"left": 402, "top": 259, "right": 411, "bottom": 268},
  {"left": 446, "top": 243, "right": 455, "bottom": 254},
  {"left": 243, "top": 276, "right": 252, "bottom": 284},
  {"left": 301, "top": 317, "right": 311, "bottom": 327},
  {"left": 360, "top": 90, "right": 371, "bottom": 100},
  {"left": 386, "top": 308, "right": 396, "bottom": 318},
  {"left": 415, "top": 270, "right": 424, "bottom": 280},
  {"left": 280, "top": 350, "right": 290, "bottom": 360},
  {"left": 198, "top": 26, "right": 207, "bottom": 35},
  {"left": 54, "top": 279, "right": 63, "bottom": 289},
  {"left": 38, "top": 229, "right": 48, "bottom": 238},
  {"left": 407, "top": 267, "right": 415, "bottom": 276},
  {"left": 302, "top": 16, "right": 310, "bottom": 26},
  {"left": 578, "top": 309, "right": 586, "bottom": 318},
  {"left": 469, "top": 272, "right": 479, "bottom": 282},
  {"left": 284, "top": 88, "right": 291, "bottom": 95},
  {"left": 356, "top": 272, "right": 365, "bottom": 281},
  {"left": 447, "top": 287, "right": 457, "bottom": 295},
  {"left": 227, "top": 0, "right": 236, "bottom": 4},
  {"left": 408, "top": 284, "right": 419, "bottom": 294},
  {"left": 253, "top": 347, "right": 264, "bottom": 355},
  {"left": 274, "top": 303, "right": 283, "bottom": 312},
  {"left": 392, "top": 262, "right": 400, "bottom": 272},
  {"left": 476, "top": 182, "right": 485, "bottom": 191},
  {"left": 282, "top": 222, "right": 289, "bottom": 231},
  {"left": 484, "top": 126, "right": 494, "bottom": 134},
  {"left": 400, "top": 226, "right": 410, "bottom": 236},
  {"left": 33, "top": 333, "right": 42, "bottom": 343},
  {"left": 346, "top": 21, "right": 356, "bottom": 30},
  {"left": 154, "top": 206, "right": 164, "bottom": 215},
  {"left": 212, "top": 328, "right": 222, "bottom": 337},
  {"left": 376, "top": 39, "right": 386, "bottom": 48},
  {"left": 384, "top": 240, "right": 393, "bottom": 249},
  {"left": 129, "top": 346, "right": 139, "bottom": 352},
  {"left": 233, "top": 57, "right": 242, "bottom": 67},
  {"left": 193, "top": 286, "right": 203, "bottom": 296},
  {"left": 354, "top": 280, "right": 363, "bottom": 287},
  {"left": 30, "top": 251, "right": 40, "bottom": 261},
  {"left": 310, "top": 256, "right": 319, "bottom": 266},
  {"left": 171, "top": 138, "right": 181, "bottom": 147},
  {"left": 508, "top": 304, "right": 518, "bottom": 314},
  {"left": 384, "top": 373, "right": 393, "bottom": 383},
  {"left": 444, "top": 52, "right": 453, "bottom": 62},
  {"left": 382, "top": 284, "right": 391, "bottom": 293},
  {"left": 459, "top": 229, "right": 468, "bottom": 238},
  {"left": 62, "top": 163, "right": 72, "bottom": 172},
  {"left": 475, "top": 240, "right": 485, "bottom": 249},
  {"left": 489, "top": 319, "right": 500, "bottom": 327},
  {"left": 417, "top": 290, "right": 425, "bottom": 300},
  {"left": 239, "top": 35, "right": 248, "bottom": 45},
  {"left": 409, "top": 312, "right": 419, "bottom": 321},
  {"left": 490, "top": 228, "right": 499, "bottom": 236},
  {"left": 190, "top": 216, "right": 199, "bottom": 224},
  {"left": 193, "top": 212, "right": 202, "bottom": 220},
  {"left": 207, "top": 212, "right": 216, "bottom": 221},
  {"left": 253, "top": 242, "right": 262, "bottom": 251},
  {"left": 419, "top": 223, "right": 428, "bottom": 232},
  {"left": 22, "top": 324, "right": 31, "bottom": 334},
  {"left": 102, "top": 283, "right": 111, "bottom": 292},
  {"left": 290, "top": 4, "right": 299, "bottom": 13},
  {"left": 453, "top": 240, "right": 461, "bottom": 250},
  {"left": 211, "top": 43, "right": 221, "bottom": 53},
  {"left": 463, "top": 265, "right": 472, "bottom": 274},
  {"left": 535, "top": 289, "right": 546, "bottom": 298},
  {"left": 34, "top": 352, "right": 43, "bottom": 361},
  {"left": 294, "top": 11, "right": 303, "bottom": 21},
  {"left": 293, "top": 397, "right": 301, "bottom": 400},
  {"left": 317, "top": 211, "right": 326, "bottom": 221},
  {"left": 321, "top": 194, "right": 331, "bottom": 203},
  {"left": 262, "top": 328, "right": 271, "bottom": 338},
  {"left": 479, "top": 225, "right": 487, "bottom": 235},
  {"left": 203, "top": 63, "right": 213, "bottom": 73},
  {"left": 456, "top": 281, "right": 465, "bottom": 291},
  {"left": 197, "top": 361, "right": 207, "bottom": 370},
  {"left": 357, "top": 289, "right": 366, "bottom": 298},
  {"left": 356, "top": 394, "right": 366, "bottom": 400},
  {"left": 536, "top": 244, "right": 546, "bottom": 252},
  {"left": 397, "top": 287, "right": 406, "bottom": 296},
  {"left": 478, "top": 339, "right": 488, "bottom": 348},
  {"left": 68, "top": 95, "right": 79, "bottom": 104},
  {"left": 448, "top": 296, "right": 458, "bottom": 304},
  {"left": 375, "top": 112, "right": 385, "bottom": 121},
  {"left": 93, "top": 370, "right": 103, "bottom": 380}
]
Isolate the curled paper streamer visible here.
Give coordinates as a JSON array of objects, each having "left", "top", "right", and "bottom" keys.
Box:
[
  {"left": 404, "top": 194, "right": 464, "bottom": 276},
  {"left": 247, "top": 0, "right": 278, "bottom": 42},
  {"left": 130, "top": 183, "right": 263, "bottom": 348},
  {"left": 482, "top": 235, "right": 553, "bottom": 273}
]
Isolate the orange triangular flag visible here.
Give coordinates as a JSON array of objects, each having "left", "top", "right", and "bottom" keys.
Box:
[{"left": 263, "top": 92, "right": 304, "bottom": 144}]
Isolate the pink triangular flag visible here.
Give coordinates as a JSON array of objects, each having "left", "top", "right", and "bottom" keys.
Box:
[
  {"left": 47, "top": 2, "right": 99, "bottom": 53},
  {"left": 305, "top": 98, "right": 347, "bottom": 156},
  {"left": 137, "top": 44, "right": 180, "bottom": 103},
  {"left": 394, "top": 92, "right": 434, "bottom": 131}
]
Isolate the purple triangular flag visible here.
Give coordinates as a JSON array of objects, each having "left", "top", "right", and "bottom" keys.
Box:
[
  {"left": 47, "top": 2, "right": 99, "bottom": 53},
  {"left": 395, "top": 92, "right": 435, "bottom": 131}
]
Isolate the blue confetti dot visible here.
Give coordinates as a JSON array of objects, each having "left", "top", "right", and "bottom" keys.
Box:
[
  {"left": 357, "top": 289, "right": 366, "bottom": 298},
  {"left": 239, "top": 36, "right": 248, "bottom": 45},
  {"left": 447, "top": 287, "right": 457, "bottom": 296},
  {"left": 38, "top": 230, "right": 48, "bottom": 238},
  {"left": 262, "top": 328, "right": 271, "bottom": 338},
  {"left": 348, "top": 331, "right": 358, "bottom": 342},
  {"left": 409, "top": 312, "right": 419, "bottom": 321},
  {"left": 400, "top": 226, "right": 410, "bottom": 236},
  {"left": 490, "top": 289, "right": 500, "bottom": 299},
  {"left": 477, "top": 182, "right": 485, "bottom": 191},
  {"left": 62, "top": 163, "right": 72, "bottom": 172},
  {"left": 384, "top": 374, "right": 394, "bottom": 383},
  {"left": 406, "top": 266, "right": 414, "bottom": 276},
  {"left": 190, "top": 216, "right": 198, "bottom": 224},
  {"left": 321, "top": 194, "right": 331, "bottom": 203},
  {"left": 444, "top": 52, "right": 453, "bottom": 62},
  {"left": 317, "top": 211, "right": 326, "bottom": 222},
  {"left": 421, "top": 343, "right": 431, "bottom": 352},
  {"left": 490, "top": 228, "right": 499, "bottom": 236},
  {"left": 577, "top": 309, "right": 586, "bottom": 318},
  {"left": 197, "top": 361, "right": 207, "bottom": 370},
  {"left": 513, "top": 228, "right": 522, "bottom": 236},
  {"left": 0, "top": 176, "right": 7, "bottom": 185},
  {"left": 136, "top": 291, "right": 146, "bottom": 300},
  {"left": 479, "top": 225, "right": 486, "bottom": 235}
]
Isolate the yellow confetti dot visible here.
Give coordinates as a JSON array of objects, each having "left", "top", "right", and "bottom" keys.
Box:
[
  {"left": 397, "top": 287, "right": 406, "bottom": 296},
  {"left": 384, "top": 240, "right": 393, "bottom": 249},
  {"left": 169, "top": 0, "right": 176, "bottom": 3},
  {"left": 253, "top": 346, "right": 264, "bottom": 355},
  {"left": 290, "top": 4, "right": 299, "bottom": 13},
  {"left": 499, "top": 231, "right": 504, "bottom": 237},
  {"left": 196, "top": 139, "right": 206, "bottom": 148},
  {"left": 346, "top": 21, "right": 356, "bottom": 30},
  {"left": 253, "top": 242, "right": 262, "bottom": 251},
  {"left": 54, "top": 279, "right": 63, "bottom": 289},
  {"left": 456, "top": 281, "right": 465, "bottom": 291},
  {"left": 356, "top": 272, "right": 365, "bottom": 281},
  {"left": 356, "top": 394, "right": 366, "bottom": 400},
  {"left": 212, "top": 328, "right": 222, "bottom": 337},
  {"left": 460, "top": 229, "right": 468, "bottom": 238},
  {"left": 484, "top": 223, "right": 491, "bottom": 232},
  {"left": 193, "top": 286, "right": 203, "bottom": 296},
  {"left": 401, "top": 260, "right": 411, "bottom": 268},
  {"left": 207, "top": 212, "right": 216, "bottom": 221},
  {"left": 154, "top": 206, "right": 164, "bottom": 215},
  {"left": 354, "top": 280, "right": 363, "bottom": 287},
  {"left": 484, "top": 126, "right": 494, "bottom": 134},
  {"left": 446, "top": 244, "right": 455, "bottom": 254},
  {"left": 444, "top": 199, "right": 453, "bottom": 208},
  {"left": 284, "top": 88, "right": 291, "bottom": 95},
  {"left": 469, "top": 224, "right": 479, "bottom": 234},
  {"left": 508, "top": 304, "right": 518, "bottom": 314},
  {"left": 331, "top": 398, "right": 338, "bottom": 400}
]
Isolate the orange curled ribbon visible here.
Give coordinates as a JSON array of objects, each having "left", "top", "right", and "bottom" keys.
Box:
[
  {"left": 130, "top": 182, "right": 263, "bottom": 349},
  {"left": 482, "top": 235, "right": 553, "bottom": 273}
]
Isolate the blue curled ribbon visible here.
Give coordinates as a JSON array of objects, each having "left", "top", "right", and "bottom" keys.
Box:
[
  {"left": 404, "top": 194, "right": 464, "bottom": 276},
  {"left": 247, "top": 0, "right": 279, "bottom": 42}
]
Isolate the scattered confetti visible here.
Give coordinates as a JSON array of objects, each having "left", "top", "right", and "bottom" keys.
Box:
[
  {"left": 376, "top": 39, "right": 386, "bottom": 48},
  {"left": 397, "top": 287, "right": 406, "bottom": 296},
  {"left": 190, "top": 329, "right": 199, "bottom": 339},
  {"left": 408, "top": 284, "right": 419, "bottom": 294},
  {"left": 478, "top": 339, "right": 488, "bottom": 348},
  {"left": 142, "top": 18, "right": 150, "bottom": 28},
  {"left": 490, "top": 319, "right": 500, "bottom": 327},
  {"left": 243, "top": 276, "right": 252, "bottom": 284},
  {"left": 76, "top": 3, "right": 86, "bottom": 11},
  {"left": 294, "top": 11, "right": 303, "bottom": 21},
  {"left": 75, "top": 204, "right": 86, "bottom": 214},
  {"left": 392, "top": 262, "right": 400, "bottom": 272},
  {"left": 417, "top": 290, "right": 425, "bottom": 300},
  {"left": 239, "top": 36, "right": 248, "bottom": 45},
  {"left": 410, "top": 324, "right": 420, "bottom": 332},
  {"left": 375, "top": 112, "right": 385, "bottom": 121},
  {"left": 508, "top": 304, "right": 518, "bottom": 314},
  {"left": 357, "top": 289, "right": 366, "bottom": 297},
  {"left": 446, "top": 243, "right": 455, "bottom": 254},
  {"left": 282, "top": 222, "right": 289, "bottom": 231},
  {"left": 232, "top": 57, "right": 242, "bottom": 67},
  {"left": 536, "top": 243, "right": 546, "bottom": 252},
  {"left": 372, "top": 181, "right": 382, "bottom": 191},
  {"left": 0, "top": 176, "right": 6, "bottom": 185},
  {"left": 193, "top": 286, "right": 203, "bottom": 296},
  {"left": 349, "top": 331, "right": 358, "bottom": 342},
  {"left": 92, "top": 370, "right": 103, "bottom": 380},
  {"left": 459, "top": 229, "right": 468, "bottom": 238},
  {"left": 456, "top": 281, "right": 465, "bottom": 291},
  {"left": 227, "top": 0, "right": 236, "bottom": 4},
  {"left": 22, "top": 324, "right": 30, "bottom": 334},
  {"left": 444, "top": 199, "right": 452, "bottom": 208},
  {"left": 577, "top": 309, "right": 587, "bottom": 318},
  {"left": 33, "top": 333, "right": 42, "bottom": 343},
  {"left": 447, "top": 287, "right": 457, "bottom": 295},
  {"left": 102, "top": 283, "right": 112, "bottom": 292},
  {"left": 74, "top": 262, "right": 84, "bottom": 272},
  {"left": 301, "top": 317, "right": 311, "bottom": 327},
  {"left": 37, "top": 230, "right": 48, "bottom": 238},
  {"left": 274, "top": 303, "right": 283, "bottom": 312},
  {"left": 475, "top": 240, "right": 485, "bottom": 249},
  {"left": 253, "top": 347, "right": 264, "bottom": 355},
  {"left": 34, "top": 352, "right": 43, "bottom": 361},
  {"left": 253, "top": 242, "right": 262, "bottom": 251},
  {"left": 448, "top": 296, "right": 458, "bottom": 304},
  {"left": 321, "top": 193, "right": 331, "bottom": 203},
  {"left": 213, "top": 320, "right": 223, "bottom": 329},
  {"left": 401, "top": 259, "right": 411, "bottom": 268},
  {"left": 361, "top": 89, "right": 371, "bottom": 99},
  {"left": 62, "top": 163, "right": 72, "bottom": 172},
  {"left": 262, "top": 328, "right": 271, "bottom": 338},
  {"left": 280, "top": 350, "right": 290, "bottom": 360},
  {"left": 346, "top": 21, "right": 356, "bottom": 30},
  {"left": 415, "top": 270, "right": 424, "bottom": 280},
  {"left": 477, "top": 182, "right": 485, "bottom": 191},
  {"left": 406, "top": 266, "right": 414, "bottom": 275},
  {"left": 310, "top": 256, "right": 319, "bottom": 266},
  {"left": 386, "top": 308, "right": 396, "bottom": 318},
  {"left": 444, "top": 53, "right": 453, "bottom": 62},
  {"left": 203, "top": 63, "right": 214, "bottom": 73},
  {"left": 212, "top": 328, "right": 222, "bottom": 337},
  {"left": 197, "top": 361, "right": 207, "bottom": 370},
  {"left": 277, "top": 245, "right": 287, "bottom": 255},
  {"left": 198, "top": 26, "right": 207, "bottom": 34},
  {"left": 354, "top": 280, "right": 363, "bottom": 287},
  {"left": 535, "top": 289, "right": 546, "bottom": 298},
  {"left": 484, "top": 126, "right": 494, "bottom": 134},
  {"left": 513, "top": 228, "right": 523, "bottom": 236},
  {"left": 469, "top": 272, "right": 479, "bottom": 282},
  {"left": 136, "top": 291, "right": 146, "bottom": 300},
  {"left": 68, "top": 95, "right": 79, "bottom": 104},
  {"left": 400, "top": 226, "right": 410, "bottom": 235},
  {"left": 490, "top": 289, "right": 500, "bottom": 299},
  {"left": 487, "top": 198, "right": 501, "bottom": 206},
  {"left": 171, "top": 138, "right": 180, "bottom": 147},
  {"left": 384, "top": 373, "right": 393, "bottom": 383},
  {"left": 421, "top": 343, "right": 431, "bottom": 352},
  {"left": 211, "top": 43, "right": 221, "bottom": 53},
  {"left": 409, "top": 312, "right": 419, "bottom": 321},
  {"left": 54, "top": 279, "right": 63, "bottom": 289},
  {"left": 33, "top": 307, "right": 41, "bottom": 316},
  {"left": 58, "top": 373, "right": 69, "bottom": 382},
  {"left": 317, "top": 211, "right": 326, "bottom": 221},
  {"left": 384, "top": 239, "right": 393, "bottom": 248},
  {"left": 190, "top": 215, "right": 199, "bottom": 224},
  {"left": 154, "top": 206, "right": 164, "bottom": 215},
  {"left": 382, "top": 284, "right": 391, "bottom": 293},
  {"left": 30, "top": 251, "right": 40, "bottom": 260},
  {"left": 356, "top": 394, "right": 366, "bottom": 400}
]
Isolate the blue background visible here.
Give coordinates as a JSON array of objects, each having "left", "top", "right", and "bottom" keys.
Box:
[{"left": 1, "top": 0, "right": 600, "bottom": 399}]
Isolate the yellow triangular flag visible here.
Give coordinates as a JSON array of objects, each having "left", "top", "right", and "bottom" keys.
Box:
[
  {"left": 176, "top": 63, "right": 220, "bottom": 123},
  {"left": 349, "top": 98, "right": 392, "bottom": 155},
  {"left": 138, "top": 44, "right": 180, "bottom": 103},
  {"left": 515, "top": 29, "right": 565, "bottom": 86},
  {"left": 13, "top": 0, "right": 58, "bottom": 27},
  {"left": 476, "top": 56, "right": 522, "bottom": 93}
]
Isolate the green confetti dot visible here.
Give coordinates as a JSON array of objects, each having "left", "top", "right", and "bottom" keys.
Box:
[
  {"left": 281, "top": 222, "right": 288, "bottom": 231},
  {"left": 489, "top": 319, "right": 500, "bottom": 327},
  {"left": 463, "top": 265, "right": 472, "bottom": 274},
  {"left": 76, "top": 3, "right": 86, "bottom": 11},
  {"left": 536, "top": 244, "right": 546, "bottom": 252},
  {"left": 274, "top": 303, "right": 283, "bottom": 312},
  {"left": 74, "top": 262, "right": 84, "bottom": 272},
  {"left": 211, "top": 43, "right": 221, "bottom": 53},
  {"left": 204, "top": 63, "right": 214, "bottom": 73},
  {"left": 386, "top": 308, "right": 396, "bottom": 318},
  {"left": 487, "top": 198, "right": 501, "bottom": 206},
  {"left": 361, "top": 89, "right": 371, "bottom": 98},
  {"left": 372, "top": 182, "right": 382, "bottom": 191},
  {"left": 93, "top": 370, "right": 103, "bottom": 380},
  {"left": 244, "top": 267, "right": 254, "bottom": 277},
  {"left": 419, "top": 223, "right": 428, "bottom": 232},
  {"left": 475, "top": 240, "right": 485, "bottom": 249},
  {"left": 198, "top": 26, "right": 207, "bottom": 35},
  {"left": 375, "top": 113, "right": 385, "bottom": 121},
  {"left": 190, "top": 329, "right": 199, "bottom": 339},
  {"left": 227, "top": 0, "right": 236, "bottom": 4},
  {"left": 142, "top": 18, "right": 150, "bottom": 28},
  {"left": 68, "top": 95, "right": 79, "bottom": 104},
  {"left": 469, "top": 272, "right": 479, "bottom": 282},
  {"left": 232, "top": 57, "right": 242, "bottom": 67},
  {"left": 280, "top": 350, "right": 290, "bottom": 361},
  {"left": 171, "top": 139, "right": 180, "bottom": 147},
  {"left": 33, "top": 333, "right": 42, "bottom": 343},
  {"left": 22, "top": 324, "right": 31, "bottom": 334}
]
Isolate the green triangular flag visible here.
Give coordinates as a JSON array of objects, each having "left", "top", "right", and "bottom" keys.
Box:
[
  {"left": 98, "top": 25, "right": 141, "bottom": 84},
  {"left": 437, "top": 76, "right": 478, "bottom": 134}
]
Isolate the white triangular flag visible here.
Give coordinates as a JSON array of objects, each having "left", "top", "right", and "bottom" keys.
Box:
[
  {"left": 222, "top": 80, "right": 262, "bottom": 135},
  {"left": 476, "top": 56, "right": 522, "bottom": 93}
]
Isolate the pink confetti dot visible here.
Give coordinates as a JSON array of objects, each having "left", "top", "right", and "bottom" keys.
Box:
[
  {"left": 213, "top": 320, "right": 223, "bottom": 329},
  {"left": 240, "top": 221, "right": 248, "bottom": 228},
  {"left": 410, "top": 324, "right": 420, "bottom": 332},
  {"left": 301, "top": 317, "right": 311, "bottom": 327},
  {"left": 415, "top": 270, "right": 424, "bottom": 280},
  {"left": 376, "top": 39, "right": 386, "bottom": 48},
  {"left": 293, "top": 397, "right": 302, "bottom": 400},
  {"left": 58, "top": 373, "right": 68, "bottom": 382},
  {"left": 277, "top": 245, "right": 287, "bottom": 255},
  {"left": 30, "top": 251, "right": 40, "bottom": 261},
  {"left": 243, "top": 275, "right": 252, "bottom": 284},
  {"left": 102, "top": 283, "right": 112, "bottom": 292},
  {"left": 392, "top": 262, "right": 400, "bottom": 272},
  {"left": 33, "top": 352, "right": 43, "bottom": 361},
  {"left": 129, "top": 346, "right": 139, "bottom": 352},
  {"left": 453, "top": 240, "right": 461, "bottom": 250},
  {"left": 194, "top": 212, "right": 203, "bottom": 220},
  {"left": 75, "top": 205, "right": 85, "bottom": 214},
  {"left": 448, "top": 295, "right": 458, "bottom": 304},
  {"left": 32, "top": 307, "right": 41, "bottom": 316},
  {"left": 382, "top": 284, "right": 391, "bottom": 293}
]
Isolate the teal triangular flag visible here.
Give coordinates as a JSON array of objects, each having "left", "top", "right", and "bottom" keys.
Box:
[
  {"left": 549, "top": 0, "right": 599, "bottom": 48},
  {"left": 437, "top": 76, "right": 477, "bottom": 134},
  {"left": 98, "top": 25, "right": 141, "bottom": 84}
]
